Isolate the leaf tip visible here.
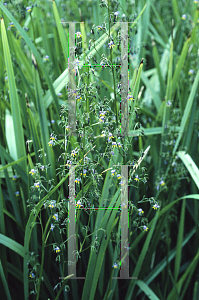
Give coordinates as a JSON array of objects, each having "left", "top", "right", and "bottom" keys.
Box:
[{"left": 139, "top": 58, "right": 144, "bottom": 66}]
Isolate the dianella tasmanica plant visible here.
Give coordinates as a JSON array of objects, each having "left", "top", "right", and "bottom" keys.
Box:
[
  {"left": 1, "top": 1, "right": 199, "bottom": 300},
  {"left": 26, "top": 4, "right": 155, "bottom": 299}
]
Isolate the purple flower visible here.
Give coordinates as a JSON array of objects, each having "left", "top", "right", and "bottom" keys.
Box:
[
  {"left": 108, "top": 41, "right": 115, "bottom": 49},
  {"left": 143, "top": 225, "right": 148, "bottom": 231}
]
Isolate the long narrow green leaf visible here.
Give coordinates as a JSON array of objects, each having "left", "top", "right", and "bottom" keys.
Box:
[
  {"left": 7, "top": 262, "right": 23, "bottom": 282},
  {"left": 52, "top": 0, "right": 68, "bottom": 66},
  {"left": 32, "top": 53, "right": 54, "bottom": 172},
  {"left": 193, "top": 281, "right": 199, "bottom": 300},
  {"left": 149, "top": 23, "right": 167, "bottom": 49},
  {"left": 141, "top": 0, "right": 150, "bottom": 44},
  {"left": 139, "top": 71, "right": 162, "bottom": 111},
  {"left": 172, "top": 37, "right": 190, "bottom": 96},
  {"left": 1, "top": 17, "right": 26, "bottom": 172},
  {"left": 0, "top": 3, "right": 60, "bottom": 116},
  {"left": 0, "top": 233, "right": 25, "bottom": 257},
  {"left": 165, "top": 39, "right": 173, "bottom": 103},
  {"left": 1, "top": 156, "right": 22, "bottom": 223},
  {"left": 88, "top": 215, "right": 119, "bottom": 300},
  {"left": 167, "top": 248, "right": 199, "bottom": 299},
  {"left": 81, "top": 189, "right": 121, "bottom": 300},
  {"left": 130, "top": 3, "right": 147, "bottom": 30},
  {"left": 177, "top": 151, "right": 199, "bottom": 189},
  {"left": 126, "top": 211, "right": 159, "bottom": 299},
  {"left": 137, "top": 227, "right": 195, "bottom": 294},
  {"left": 152, "top": 39, "right": 166, "bottom": 99},
  {"left": 180, "top": 261, "right": 197, "bottom": 300},
  {"left": 0, "top": 181, "right": 6, "bottom": 235},
  {"left": 3, "top": 209, "right": 23, "bottom": 230},
  {"left": 129, "top": 126, "right": 180, "bottom": 136},
  {"left": 0, "top": 179, "right": 8, "bottom": 300},
  {"left": 172, "top": 70, "right": 199, "bottom": 155},
  {"left": 132, "top": 60, "right": 144, "bottom": 102},
  {"left": 5, "top": 109, "right": 18, "bottom": 161},
  {"left": 16, "top": 63, "right": 36, "bottom": 104},
  {"left": 159, "top": 195, "right": 199, "bottom": 218},
  {"left": 174, "top": 199, "right": 186, "bottom": 282},
  {"left": 27, "top": 110, "right": 41, "bottom": 161},
  {"left": 150, "top": 2, "right": 168, "bottom": 41},
  {"left": 0, "top": 165, "right": 12, "bottom": 178},
  {"left": 0, "top": 260, "right": 12, "bottom": 300},
  {"left": 80, "top": 22, "right": 87, "bottom": 52},
  {"left": 9, "top": 31, "right": 33, "bottom": 84},
  {"left": 136, "top": 280, "right": 160, "bottom": 300},
  {"left": 172, "top": 0, "right": 180, "bottom": 24}
]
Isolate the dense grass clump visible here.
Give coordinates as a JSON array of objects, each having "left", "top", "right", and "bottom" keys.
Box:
[{"left": 0, "top": 0, "right": 199, "bottom": 299}]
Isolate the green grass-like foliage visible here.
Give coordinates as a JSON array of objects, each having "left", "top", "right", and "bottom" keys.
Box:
[{"left": 0, "top": 0, "right": 199, "bottom": 299}]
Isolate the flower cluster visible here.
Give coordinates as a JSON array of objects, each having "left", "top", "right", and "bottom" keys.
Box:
[
  {"left": 111, "top": 169, "right": 116, "bottom": 176},
  {"left": 97, "top": 25, "right": 105, "bottom": 32},
  {"left": 138, "top": 208, "right": 144, "bottom": 216},
  {"left": 143, "top": 225, "right": 148, "bottom": 231},
  {"left": 50, "top": 224, "right": 55, "bottom": 231},
  {"left": 134, "top": 175, "right": 140, "bottom": 181},
  {"left": 108, "top": 41, "right": 115, "bottom": 49},
  {"left": 75, "top": 178, "right": 81, "bottom": 184},
  {"left": 29, "top": 169, "right": 36, "bottom": 175},
  {"left": 76, "top": 200, "right": 83, "bottom": 208},
  {"left": 80, "top": 169, "right": 87, "bottom": 177},
  {"left": 128, "top": 95, "right": 134, "bottom": 101},
  {"left": 152, "top": 204, "right": 160, "bottom": 210},
  {"left": 54, "top": 246, "right": 61, "bottom": 253},
  {"left": 71, "top": 149, "right": 78, "bottom": 157},
  {"left": 108, "top": 132, "right": 114, "bottom": 141},
  {"left": 26, "top": 6, "right": 31, "bottom": 12},
  {"left": 99, "top": 111, "right": 106, "bottom": 122},
  {"left": 76, "top": 94, "right": 82, "bottom": 101},
  {"left": 76, "top": 31, "right": 82, "bottom": 39},
  {"left": 156, "top": 180, "right": 165, "bottom": 190},
  {"left": 29, "top": 272, "right": 35, "bottom": 279},
  {"left": 34, "top": 182, "right": 40, "bottom": 188},
  {"left": 44, "top": 55, "right": 49, "bottom": 61},
  {"left": 48, "top": 133, "right": 57, "bottom": 147},
  {"left": 7, "top": 22, "right": 14, "bottom": 30},
  {"left": 112, "top": 262, "right": 118, "bottom": 269},
  {"left": 52, "top": 213, "right": 58, "bottom": 221},
  {"left": 112, "top": 141, "right": 122, "bottom": 148},
  {"left": 48, "top": 200, "right": 56, "bottom": 209},
  {"left": 166, "top": 100, "right": 172, "bottom": 107}
]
